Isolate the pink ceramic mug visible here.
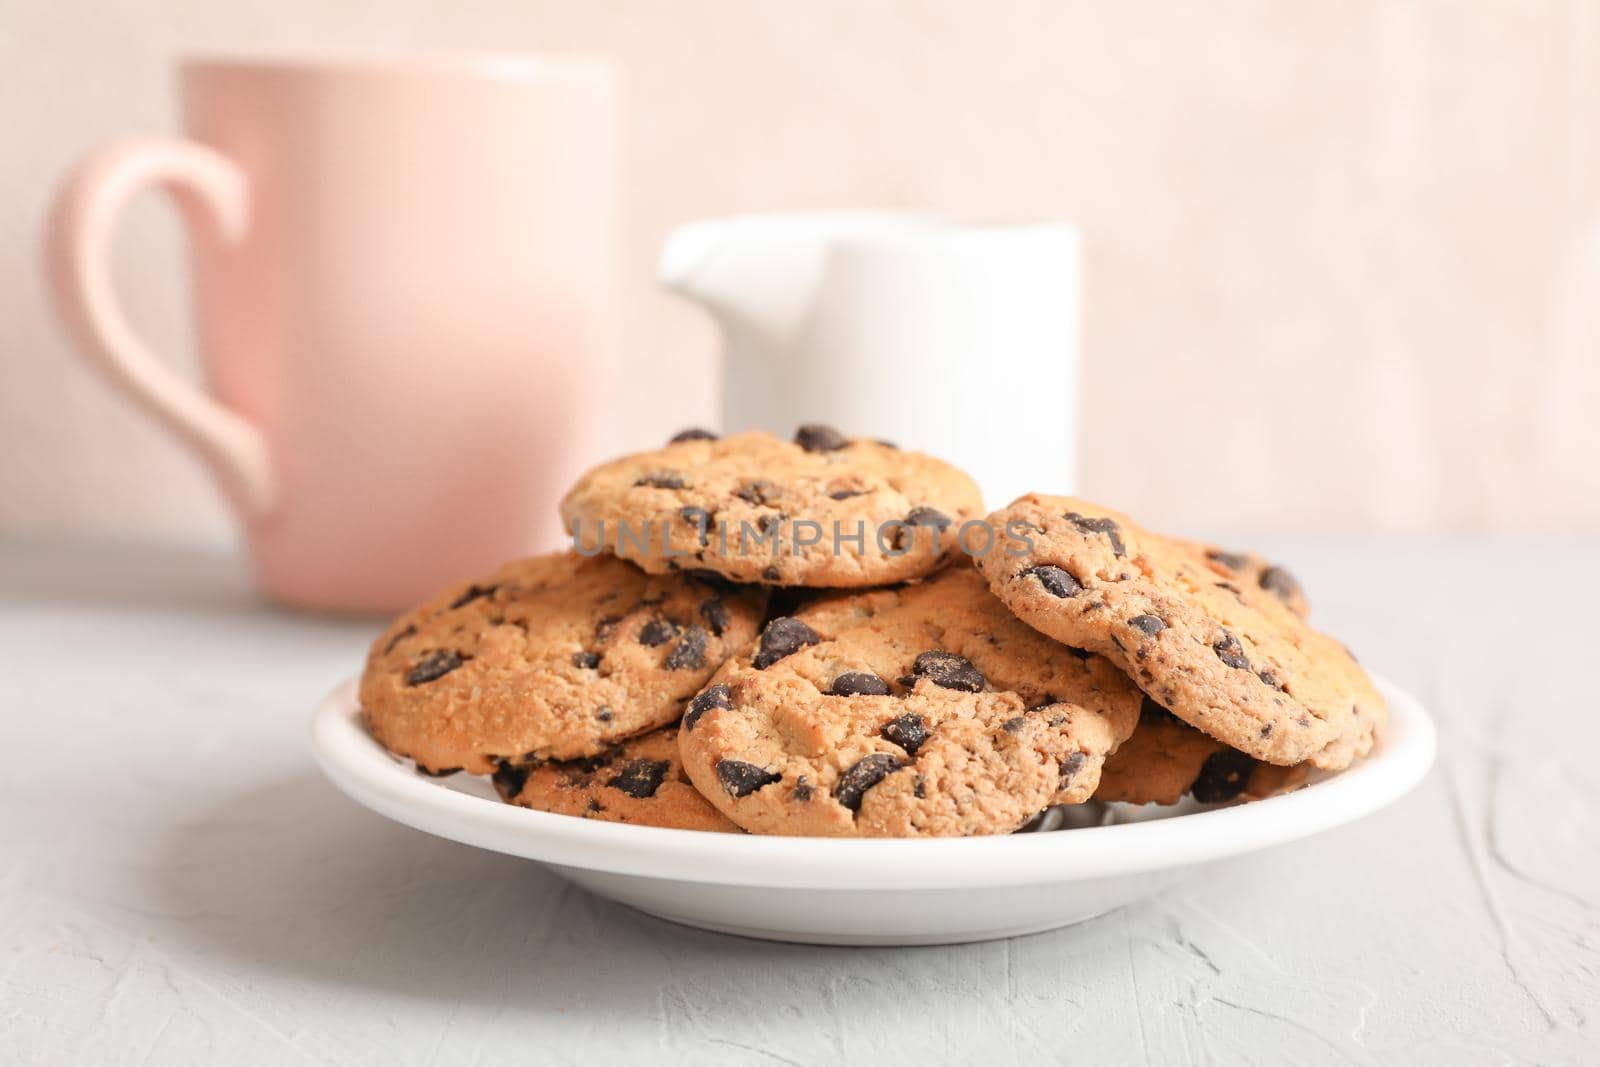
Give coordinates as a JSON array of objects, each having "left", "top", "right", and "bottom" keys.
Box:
[{"left": 48, "top": 54, "right": 620, "bottom": 613}]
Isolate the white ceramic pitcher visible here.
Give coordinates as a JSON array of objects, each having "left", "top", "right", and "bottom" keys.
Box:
[{"left": 658, "top": 213, "right": 1079, "bottom": 508}]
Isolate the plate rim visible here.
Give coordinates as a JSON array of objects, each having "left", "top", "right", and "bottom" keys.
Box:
[{"left": 309, "top": 673, "right": 1436, "bottom": 891}]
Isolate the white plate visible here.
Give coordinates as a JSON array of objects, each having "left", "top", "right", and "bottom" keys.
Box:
[{"left": 310, "top": 675, "right": 1435, "bottom": 946}]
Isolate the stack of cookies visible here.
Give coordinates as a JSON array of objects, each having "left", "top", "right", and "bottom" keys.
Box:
[{"left": 359, "top": 426, "right": 1385, "bottom": 837}]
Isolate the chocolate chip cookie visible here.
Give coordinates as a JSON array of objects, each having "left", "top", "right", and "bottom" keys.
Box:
[
  {"left": 977, "top": 495, "right": 1383, "bottom": 770},
  {"left": 492, "top": 726, "right": 738, "bottom": 832},
  {"left": 1094, "top": 698, "right": 1308, "bottom": 805},
  {"left": 677, "top": 564, "right": 1143, "bottom": 836},
  {"left": 558, "top": 426, "right": 984, "bottom": 587},
  {"left": 360, "top": 551, "right": 767, "bottom": 774}
]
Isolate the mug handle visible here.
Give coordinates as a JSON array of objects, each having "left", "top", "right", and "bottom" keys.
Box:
[{"left": 46, "top": 137, "right": 275, "bottom": 520}]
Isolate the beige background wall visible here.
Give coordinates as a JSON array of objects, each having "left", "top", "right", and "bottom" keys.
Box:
[{"left": 3, "top": 0, "right": 1598, "bottom": 543}]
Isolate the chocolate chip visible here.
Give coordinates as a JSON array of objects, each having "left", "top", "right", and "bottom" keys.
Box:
[
  {"left": 572, "top": 651, "right": 601, "bottom": 669},
  {"left": 1064, "top": 512, "right": 1126, "bottom": 556},
  {"left": 699, "top": 597, "right": 731, "bottom": 636},
  {"left": 1260, "top": 723, "right": 1274, "bottom": 737},
  {"left": 596, "top": 707, "right": 613, "bottom": 721},
  {"left": 830, "top": 671, "right": 891, "bottom": 697},
  {"left": 912, "top": 775, "right": 926, "bottom": 798},
  {"left": 1191, "top": 749, "right": 1255, "bottom": 803},
  {"left": 1260, "top": 566, "right": 1303, "bottom": 605},
  {"left": 1213, "top": 631, "right": 1251, "bottom": 670},
  {"left": 664, "top": 626, "right": 708, "bottom": 670},
  {"left": 910, "top": 650, "right": 985, "bottom": 692},
  {"left": 587, "top": 798, "right": 606, "bottom": 813},
  {"left": 791, "top": 776, "right": 814, "bottom": 802},
  {"left": 679, "top": 506, "right": 712, "bottom": 545},
  {"left": 829, "top": 488, "right": 867, "bottom": 500},
  {"left": 752, "top": 617, "right": 821, "bottom": 669},
  {"left": 638, "top": 619, "right": 678, "bottom": 647},
  {"left": 383, "top": 623, "right": 416, "bottom": 654},
  {"left": 491, "top": 760, "right": 530, "bottom": 798},
  {"left": 684, "top": 683, "right": 732, "bottom": 731},
  {"left": 406, "top": 650, "right": 463, "bottom": 686},
  {"left": 888, "top": 506, "right": 954, "bottom": 551},
  {"left": 414, "top": 764, "right": 460, "bottom": 778},
  {"left": 635, "top": 470, "right": 688, "bottom": 490},
  {"left": 1206, "top": 548, "right": 1250, "bottom": 570},
  {"left": 669, "top": 427, "right": 718, "bottom": 443},
  {"left": 904, "top": 507, "right": 952, "bottom": 529},
  {"left": 761, "top": 566, "right": 782, "bottom": 582},
  {"left": 450, "top": 584, "right": 498, "bottom": 610},
  {"left": 795, "top": 423, "right": 849, "bottom": 452},
  {"left": 1059, "top": 751, "right": 1087, "bottom": 782},
  {"left": 1001, "top": 716, "right": 1026, "bottom": 733},
  {"left": 833, "top": 754, "right": 904, "bottom": 812},
  {"left": 732, "top": 480, "right": 777, "bottom": 506},
  {"left": 608, "top": 758, "right": 670, "bottom": 799},
  {"left": 1129, "top": 614, "right": 1166, "bottom": 636},
  {"left": 1257, "top": 669, "right": 1285, "bottom": 691},
  {"left": 880, "top": 713, "right": 929, "bottom": 755},
  {"left": 715, "top": 759, "right": 781, "bottom": 797},
  {"left": 758, "top": 512, "right": 784, "bottom": 536},
  {"left": 1026, "top": 564, "right": 1082, "bottom": 598}
]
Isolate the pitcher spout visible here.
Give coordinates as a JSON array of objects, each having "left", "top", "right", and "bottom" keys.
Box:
[
  {"left": 657, "top": 212, "right": 930, "bottom": 335},
  {"left": 657, "top": 218, "right": 731, "bottom": 304}
]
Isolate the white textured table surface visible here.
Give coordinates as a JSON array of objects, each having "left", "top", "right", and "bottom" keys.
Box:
[{"left": 2, "top": 538, "right": 1596, "bottom": 1066}]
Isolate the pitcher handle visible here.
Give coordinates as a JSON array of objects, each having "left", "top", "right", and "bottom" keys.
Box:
[{"left": 46, "top": 136, "right": 275, "bottom": 520}]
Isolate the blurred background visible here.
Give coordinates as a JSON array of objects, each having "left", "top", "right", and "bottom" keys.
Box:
[{"left": 4, "top": 0, "right": 1599, "bottom": 545}]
